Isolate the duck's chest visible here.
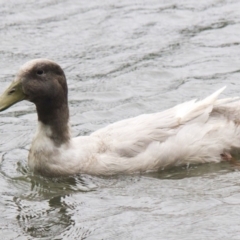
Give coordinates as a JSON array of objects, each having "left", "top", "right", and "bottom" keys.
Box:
[
  {"left": 27, "top": 134, "right": 96, "bottom": 176},
  {"left": 28, "top": 134, "right": 59, "bottom": 174}
]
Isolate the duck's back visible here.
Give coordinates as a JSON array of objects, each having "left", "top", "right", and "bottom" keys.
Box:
[{"left": 87, "top": 87, "right": 240, "bottom": 175}]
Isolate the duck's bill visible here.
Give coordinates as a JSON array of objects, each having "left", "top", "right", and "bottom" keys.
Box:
[{"left": 0, "top": 79, "right": 26, "bottom": 112}]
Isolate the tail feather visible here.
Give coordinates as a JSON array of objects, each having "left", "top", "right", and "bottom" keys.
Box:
[{"left": 176, "top": 87, "right": 226, "bottom": 123}]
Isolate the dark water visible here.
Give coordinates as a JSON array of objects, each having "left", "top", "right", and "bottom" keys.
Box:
[{"left": 1, "top": 0, "right": 240, "bottom": 239}]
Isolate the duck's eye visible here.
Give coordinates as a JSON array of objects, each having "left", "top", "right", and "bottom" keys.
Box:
[{"left": 36, "top": 70, "right": 44, "bottom": 75}]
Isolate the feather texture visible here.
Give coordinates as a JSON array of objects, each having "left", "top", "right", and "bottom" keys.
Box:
[
  {"left": 53, "top": 86, "right": 240, "bottom": 175},
  {"left": 2, "top": 59, "right": 239, "bottom": 176}
]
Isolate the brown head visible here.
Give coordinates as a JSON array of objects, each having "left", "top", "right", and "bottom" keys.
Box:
[
  {"left": 0, "top": 59, "right": 67, "bottom": 110},
  {"left": 0, "top": 59, "right": 70, "bottom": 144}
]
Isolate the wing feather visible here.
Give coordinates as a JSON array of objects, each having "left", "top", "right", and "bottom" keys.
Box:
[{"left": 91, "top": 87, "right": 230, "bottom": 158}]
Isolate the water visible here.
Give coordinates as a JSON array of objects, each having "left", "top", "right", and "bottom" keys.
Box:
[{"left": 0, "top": 0, "right": 240, "bottom": 239}]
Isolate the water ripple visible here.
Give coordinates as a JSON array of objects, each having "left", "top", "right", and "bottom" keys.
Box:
[{"left": 1, "top": 0, "right": 240, "bottom": 239}]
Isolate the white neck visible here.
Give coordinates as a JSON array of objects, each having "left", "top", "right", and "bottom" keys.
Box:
[{"left": 28, "top": 122, "right": 74, "bottom": 176}]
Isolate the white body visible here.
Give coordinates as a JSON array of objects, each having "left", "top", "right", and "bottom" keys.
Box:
[{"left": 28, "top": 87, "right": 240, "bottom": 176}]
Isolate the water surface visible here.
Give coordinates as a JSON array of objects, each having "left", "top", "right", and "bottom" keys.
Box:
[{"left": 1, "top": 0, "right": 240, "bottom": 239}]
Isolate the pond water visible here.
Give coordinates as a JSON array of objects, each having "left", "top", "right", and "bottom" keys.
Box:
[{"left": 1, "top": 0, "right": 240, "bottom": 239}]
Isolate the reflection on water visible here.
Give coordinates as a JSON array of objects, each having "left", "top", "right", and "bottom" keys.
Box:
[
  {"left": 14, "top": 176, "right": 96, "bottom": 239},
  {"left": 1, "top": 0, "right": 240, "bottom": 239}
]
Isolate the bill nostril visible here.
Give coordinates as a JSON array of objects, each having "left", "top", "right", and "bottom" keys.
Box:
[{"left": 8, "top": 88, "right": 16, "bottom": 95}]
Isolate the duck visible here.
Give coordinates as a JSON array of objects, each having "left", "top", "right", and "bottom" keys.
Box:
[{"left": 0, "top": 59, "right": 239, "bottom": 177}]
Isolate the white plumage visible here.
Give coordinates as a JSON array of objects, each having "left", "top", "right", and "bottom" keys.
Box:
[
  {"left": 29, "top": 86, "right": 240, "bottom": 176},
  {"left": 1, "top": 59, "right": 239, "bottom": 177}
]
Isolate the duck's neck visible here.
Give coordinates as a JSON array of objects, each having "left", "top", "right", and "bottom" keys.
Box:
[{"left": 35, "top": 101, "right": 70, "bottom": 146}]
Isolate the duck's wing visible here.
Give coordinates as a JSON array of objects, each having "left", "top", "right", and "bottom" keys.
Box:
[{"left": 92, "top": 87, "right": 231, "bottom": 158}]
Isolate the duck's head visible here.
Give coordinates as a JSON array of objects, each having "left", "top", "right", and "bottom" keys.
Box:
[{"left": 0, "top": 59, "right": 68, "bottom": 112}]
